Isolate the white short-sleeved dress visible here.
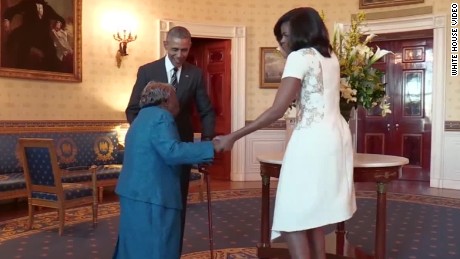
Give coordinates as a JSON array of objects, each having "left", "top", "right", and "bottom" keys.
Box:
[{"left": 271, "top": 48, "right": 357, "bottom": 240}]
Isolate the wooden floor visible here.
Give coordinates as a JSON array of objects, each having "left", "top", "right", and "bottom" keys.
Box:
[{"left": 1, "top": 179, "right": 460, "bottom": 223}]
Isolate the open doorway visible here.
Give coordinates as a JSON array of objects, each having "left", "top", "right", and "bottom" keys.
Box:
[
  {"left": 159, "top": 20, "right": 247, "bottom": 181},
  {"left": 188, "top": 38, "right": 232, "bottom": 180}
]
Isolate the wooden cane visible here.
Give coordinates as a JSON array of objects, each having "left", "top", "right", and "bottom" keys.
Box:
[{"left": 200, "top": 165, "right": 214, "bottom": 259}]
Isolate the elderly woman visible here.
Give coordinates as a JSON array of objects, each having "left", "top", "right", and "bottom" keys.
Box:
[{"left": 113, "top": 81, "right": 218, "bottom": 259}]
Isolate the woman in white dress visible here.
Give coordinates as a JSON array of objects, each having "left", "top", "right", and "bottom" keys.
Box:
[{"left": 216, "top": 7, "right": 356, "bottom": 259}]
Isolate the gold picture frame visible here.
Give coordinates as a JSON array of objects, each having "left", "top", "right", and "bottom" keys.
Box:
[
  {"left": 259, "top": 47, "right": 285, "bottom": 89},
  {"left": 359, "top": 0, "right": 424, "bottom": 9},
  {"left": 0, "top": 0, "right": 82, "bottom": 82}
]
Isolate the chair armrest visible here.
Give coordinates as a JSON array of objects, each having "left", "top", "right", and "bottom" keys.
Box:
[{"left": 65, "top": 165, "right": 91, "bottom": 171}]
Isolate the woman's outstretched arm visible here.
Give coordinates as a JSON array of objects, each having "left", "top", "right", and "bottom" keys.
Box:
[{"left": 217, "top": 77, "right": 301, "bottom": 151}]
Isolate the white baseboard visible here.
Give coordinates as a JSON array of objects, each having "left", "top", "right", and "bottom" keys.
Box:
[
  {"left": 431, "top": 132, "right": 460, "bottom": 190},
  {"left": 244, "top": 130, "right": 286, "bottom": 181}
]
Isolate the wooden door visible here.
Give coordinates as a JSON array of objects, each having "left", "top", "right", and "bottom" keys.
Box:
[
  {"left": 357, "top": 31, "right": 433, "bottom": 181},
  {"left": 187, "top": 38, "right": 232, "bottom": 180}
]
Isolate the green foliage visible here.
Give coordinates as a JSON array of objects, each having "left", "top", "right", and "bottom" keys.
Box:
[{"left": 332, "top": 13, "right": 392, "bottom": 116}]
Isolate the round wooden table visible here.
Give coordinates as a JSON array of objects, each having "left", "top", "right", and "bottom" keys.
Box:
[{"left": 256, "top": 153, "right": 409, "bottom": 259}]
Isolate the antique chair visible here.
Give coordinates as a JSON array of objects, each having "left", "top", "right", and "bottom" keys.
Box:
[{"left": 18, "top": 138, "right": 98, "bottom": 236}]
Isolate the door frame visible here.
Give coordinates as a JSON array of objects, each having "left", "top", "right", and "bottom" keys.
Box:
[
  {"left": 353, "top": 15, "right": 446, "bottom": 187},
  {"left": 159, "top": 20, "right": 247, "bottom": 181}
]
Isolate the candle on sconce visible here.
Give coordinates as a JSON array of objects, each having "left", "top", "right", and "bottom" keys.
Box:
[
  {"left": 103, "top": 12, "right": 139, "bottom": 68},
  {"left": 113, "top": 29, "right": 137, "bottom": 56}
]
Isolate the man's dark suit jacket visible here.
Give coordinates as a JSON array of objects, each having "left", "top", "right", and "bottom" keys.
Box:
[{"left": 125, "top": 57, "right": 215, "bottom": 141}]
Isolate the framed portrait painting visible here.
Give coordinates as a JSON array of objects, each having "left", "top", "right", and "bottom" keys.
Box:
[
  {"left": 359, "top": 0, "right": 424, "bottom": 9},
  {"left": 260, "top": 47, "right": 285, "bottom": 89},
  {"left": 0, "top": 0, "right": 82, "bottom": 82}
]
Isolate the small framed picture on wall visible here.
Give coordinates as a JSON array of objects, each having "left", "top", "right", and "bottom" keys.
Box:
[
  {"left": 259, "top": 47, "right": 286, "bottom": 89},
  {"left": 359, "top": 0, "right": 424, "bottom": 9}
]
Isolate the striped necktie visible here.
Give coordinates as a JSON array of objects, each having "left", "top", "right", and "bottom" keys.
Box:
[{"left": 171, "top": 67, "right": 178, "bottom": 88}]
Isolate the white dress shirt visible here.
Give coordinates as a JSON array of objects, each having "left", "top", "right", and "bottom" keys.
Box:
[{"left": 165, "top": 56, "right": 182, "bottom": 85}]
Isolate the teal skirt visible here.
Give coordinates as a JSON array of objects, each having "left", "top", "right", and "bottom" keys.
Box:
[{"left": 113, "top": 196, "right": 181, "bottom": 259}]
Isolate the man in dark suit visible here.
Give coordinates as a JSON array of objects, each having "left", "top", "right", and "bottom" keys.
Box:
[{"left": 125, "top": 26, "right": 215, "bottom": 253}]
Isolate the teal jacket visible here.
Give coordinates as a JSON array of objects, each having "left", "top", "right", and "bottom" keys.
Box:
[{"left": 115, "top": 106, "right": 214, "bottom": 209}]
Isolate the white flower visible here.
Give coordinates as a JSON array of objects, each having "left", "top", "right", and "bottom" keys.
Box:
[
  {"left": 363, "top": 33, "right": 376, "bottom": 45},
  {"left": 379, "top": 96, "right": 392, "bottom": 116},
  {"left": 331, "top": 12, "right": 392, "bottom": 115},
  {"left": 340, "top": 78, "right": 357, "bottom": 103},
  {"left": 332, "top": 23, "right": 344, "bottom": 55},
  {"left": 370, "top": 46, "right": 392, "bottom": 65}
]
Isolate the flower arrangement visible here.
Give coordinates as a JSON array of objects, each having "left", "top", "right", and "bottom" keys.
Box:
[{"left": 332, "top": 13, "right": 392, "bottom": 120}]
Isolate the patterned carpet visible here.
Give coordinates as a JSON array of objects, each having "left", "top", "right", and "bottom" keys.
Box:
[{"left": 1, "top": 189, "right": 459, "bottom": 258}]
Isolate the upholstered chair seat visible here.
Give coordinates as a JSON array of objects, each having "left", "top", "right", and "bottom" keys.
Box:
[
  {"left": 31, "top": 183, "right": 93, "bottom": 201},
  {"left": 0, "top": 173, "right": 26, "bottom": 192}
]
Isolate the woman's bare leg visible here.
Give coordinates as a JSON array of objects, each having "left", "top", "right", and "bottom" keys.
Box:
[
  {"left": 282, "top": 230, "right": 310, "bottom": 259},
  {"left": 306, "top": 227, "right": 326, "bottom": 259}
]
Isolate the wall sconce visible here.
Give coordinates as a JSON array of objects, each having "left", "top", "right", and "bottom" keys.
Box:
[{"left": 113, "top": 30, "right": 137, "bottom": 68}]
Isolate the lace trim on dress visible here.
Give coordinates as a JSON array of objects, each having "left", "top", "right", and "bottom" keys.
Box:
[{"left": 295, "top": 48, "right": 325, "bottom": 129}]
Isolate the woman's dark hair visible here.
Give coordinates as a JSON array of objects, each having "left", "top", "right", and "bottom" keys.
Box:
[{"left": 273, "top": 7, "right": 331, "bottom": 57}]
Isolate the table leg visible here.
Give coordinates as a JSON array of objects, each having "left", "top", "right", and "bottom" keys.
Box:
[
  {"left": 335, "top": 222, "right": 346, "bottom": 255},
  {"left": 375, "top": 182, "right": 387, "bottom": 259},
  {"left": 260, "top": 175, "right": 271, "bottom": 248}
]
